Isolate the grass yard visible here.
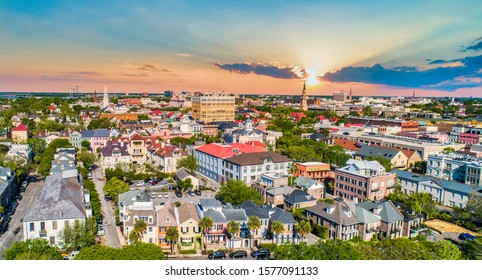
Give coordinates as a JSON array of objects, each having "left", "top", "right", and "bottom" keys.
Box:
[{"left": 424, "top": 219, "right": 480, "bottom": 236}]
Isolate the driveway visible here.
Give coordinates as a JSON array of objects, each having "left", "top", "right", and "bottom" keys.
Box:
[{"left": 0, "top": 174, "right": 43, "bottom": 259}]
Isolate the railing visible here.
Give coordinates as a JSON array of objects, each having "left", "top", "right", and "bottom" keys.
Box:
[{"left": 39, "top": 230, "right": 47, "bottom": 237}]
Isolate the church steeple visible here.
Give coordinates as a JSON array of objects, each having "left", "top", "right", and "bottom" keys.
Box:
[{"left": 301, "top": 80, "right": 308, "bottom": 111}]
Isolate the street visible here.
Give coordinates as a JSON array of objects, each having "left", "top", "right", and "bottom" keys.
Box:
[
  {"left": 92, "top": 166, "right": 122, "bottom": 248},
  {"left": 0, "top": 175, "right": 43, "bottom": 259}
]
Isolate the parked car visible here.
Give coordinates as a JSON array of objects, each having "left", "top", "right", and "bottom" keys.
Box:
[
  {"left": 188, "top": 190, "right": 196, "bottom": 196},
  {"left": 66, "top": 250, "right": 80, "bottom": 260},
  {"left": 0, "top": 221, "right": 8, "bottom": 234},
  {"left": 175, "top": 190, "right": 183, "bottom": 197},
  {"left": 195, "top": 190, "right": 202, "bottom": 196},
  {"left": 251, "top": 249, "right": 270, "bottom": 259},
  {"left": 21, "top": 181, "right": 28, "bottom": 188},
  {"left": 136, "top": 181, "right": 145, "bottom": 187},
  {"left": 151, "top": 180, "right": 160, "bottom": 186},
  {"left": 157, "top": 192, "right": 164, "bottom": 198},
  {"left": 459, "top": 233, "right": 476, "bottom": 241},
  {"left": 6, "top": 206, "right": 15, "bottom": 216},
  {"left": 163, "top": 192, "right": 169, "bottom": 198},
  {"left": 20, "top": 187, "right": 26, "bottom": 193},
  {"left": 88, "top": 172, "right": 93, "bottom": 179},
  {"left": 97, "top": 224, "right": 105, "bottom": 236},
  {"left": 15, "top": 195, "right": 22, "bottom": 201},
  {"left": 229, "top": 250, "right": 247, "bottom": 259},
  {"left": 208, "top": 251, "right": 226, "bottom": 260}
]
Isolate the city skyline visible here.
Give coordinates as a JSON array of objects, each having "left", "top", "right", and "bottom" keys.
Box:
[{"left": 1, "top": 1, "right": 482, "bottom": 96}]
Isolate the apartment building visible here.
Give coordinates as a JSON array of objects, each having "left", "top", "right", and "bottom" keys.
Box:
[
  {"left": 192, "top": 92, "right": 235, "bottom": 122},
  {"left": 427, "top": 153, "right": 482, "bottom": 188},
  {"left": 334, "top": 159, "right": 396, "bottom": 202}
]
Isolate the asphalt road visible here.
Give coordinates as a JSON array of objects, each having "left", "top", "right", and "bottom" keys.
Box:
[
  {"left": 93, "top": 166, "right": 122, "bottom": 248},
  {"left": 0, "top": 174, "right": 43, "bottom": 259}
]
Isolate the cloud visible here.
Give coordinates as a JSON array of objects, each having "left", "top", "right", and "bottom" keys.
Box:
[
  {"left": 214, "top": 62, "right": 306, "bottom": 79},
  {"left": 175, "top": 53, "right": 191, "bottom": 58},
  {"left": 137, "top": 64, "right": 169, "bottom": 72},
  {"left": 321, "top": 55, "right": 482, "bottom": 91},
  {"left": 65, "top": 71, "right": 104, "bottom": 76},
  {"left": 428, "top": 59, "right": 462, "bottom": 65},
  {"left": 462, "top": 37, "right": 482, "bottom": 52},
  {"left": 122, "top": 73, "right": 148, "bottom": 77}
]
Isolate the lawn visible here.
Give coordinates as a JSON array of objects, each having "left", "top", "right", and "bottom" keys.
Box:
[{"left": 424, "top": 219, "right": 480, "bottom": 236}]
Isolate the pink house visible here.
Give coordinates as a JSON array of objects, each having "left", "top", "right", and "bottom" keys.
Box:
[{"left": 459, "top": 133, "right": 481, "bottom": 145}]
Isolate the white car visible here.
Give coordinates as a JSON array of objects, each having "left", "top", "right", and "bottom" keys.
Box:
[
  {"left": 136, "top": 181, "right": 144, "bottom": 187},
  {"left": 163, "top": 192, "right": 169, "bottom": 198},
  {"left": 67, "top": 250, "right": 80, "bottom": 260},
  {"left": 97, "top": 224, "right": 105, "bottom": 236},
  {"left": 157, "top": 192, "right": 163, "bottom": 198},
  {"left": 150, "top": 192, "right": 157, "bottom": 198}
]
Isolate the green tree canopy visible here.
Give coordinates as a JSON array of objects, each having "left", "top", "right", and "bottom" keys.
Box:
[
  {"left": 365, "top": 156, "right": 393, "bottom": 171},
  {"left": 176, "top": 155, "right": 199, "bottom": 173},
  {"left": 166, "top": 227, "right": 179, "bottom": 254},
  {"left": 74, "top": 243, "right": 165, "bottom": 260},
  {"left": 103, "top": 177, "right": 129, "bottom": 204},
  {"left": 3, "top": 239, "right": 62, "bottom": 260},
  {"left": 78, "top": 150, "right": 97, "bottom": 168},
  {"left": 81, "top": 140, "right": 91, "bottom": 150},
  {"left": 59, "top": 219, "right": 97, "bottom": 251},
  {"left": 216, "top": 179, "right": 263, "bottom": 206},
  {"left": 129, "top": 219, "right": 148, "bottom": 244}
]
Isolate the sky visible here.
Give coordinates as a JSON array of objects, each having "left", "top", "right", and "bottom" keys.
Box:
[{"left": 1, "top": 0, "right": 482, "bottom": 96}]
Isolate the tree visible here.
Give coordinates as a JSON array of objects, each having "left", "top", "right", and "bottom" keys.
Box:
[
  {"left": 412, "top": 161, "right": 427, "bottom": 174},
  {"left": 431, "top": 240, "right": 462, "bottom": 260},
  {"left": 166, "top": 227, "right": 179, "bottom": 254},
  {"left": 129, "top": 219, "right": 147, "bottom": 244},
  {"left": 103, "top": 177, "right": 129, "bottom": 204},
  {"left": 362, "top": 106, "right": 372, "bottom": 116},
  {"left": 27, "top": 138, "right": 46, "bottom": 163},
  {"left": 77, "top": 150, "right": 97, "bottom": 168},
  {"left": 176, "top": 178, "right": 193, "bottom": 192},
  {"left": 74, "top": 243, "right": 165, "bottom": 260},
  {"left": 3, "top": 239, "right": 62, "bottom": 260},
  {"left": 247, "top": 215, "right": 261, "bottom": 249},
  {"left": 216, "top": 179, "right": 263, "bottom": 206},
  {"left": 442, "top": 147, "right": 456, "bottom": 154},
  {"left": 271, "top": 221, "right": 284, "bottom": 243},
  {"left": 466, "top": 192, "right": 482, "bottom": 219},
  {"left": 176, "top": 155, "right": 199, "bottom": 173},
  {"left": 288, "top": 162, "right": 298, "bottom": 186},
  {"left": 296, "top": 220, "right": 311, "bottom": 242},
  {"left": 365, "top": 156, "right": 392, "bottom": 171},
  {"left": 0, "top": 144, "right": 9, "bottom": 155},
  {"left": 59, "top": 219, "right": 97, "bottom": 251},
  {"left": 0, "top": 206, "right": 4, "bottom": 216},
  {"left": 227, "top": 221, "right": 240, "bottom": 248},
  {"left": 81, "top": 140, "right": 91, "bottom": 150},
  {"left": 199, "top": 216, "right": 214, "bottom": 249}
]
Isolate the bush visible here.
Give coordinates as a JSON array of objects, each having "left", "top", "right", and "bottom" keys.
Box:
[
  {"left": 179, "top": 249, "right": 197, "bottom": 254},
  {"left": 258, "top": 243, "right": 278, "bottom": 252},
  {"left": 311, "top": 223, "right": 328, "bottom": 239},
  {"left": 201, "top": 250, "right": 214, "bottom": 255},
  {"left": 439, "top": 213, "right": 453, "bottom": 222},
  {"left": 464, "top": 222, "right": 477, "bottom": 231}
]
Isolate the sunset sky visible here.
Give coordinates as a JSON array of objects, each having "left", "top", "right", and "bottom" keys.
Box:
[{"left": 1, "top": 0, "right": 482, "bottom": 96}]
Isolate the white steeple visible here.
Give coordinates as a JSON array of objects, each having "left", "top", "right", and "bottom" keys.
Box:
[{"left": 103, "top": 85, "right": 109, "bottom": 108}]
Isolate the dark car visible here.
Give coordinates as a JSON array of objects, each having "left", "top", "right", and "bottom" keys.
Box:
[
  {"left": 151, "top": 180, "right": 160, "bottom": 186},
  {"left": 175, "top": 190, "right": 183, "bottom": 197},
  {"left": 15, "top": 195, "right": 22, "bottom": 201},
  {"left": 229, "top": 250, "right": 247, "bottom": 259},
  {"left": 6, "top": 207, "right": 15, "bottom": 216},
  {"left": 208, "top": 251, "right": 226, "bottom": 260},
  {"left": 20, "top": 187, "right": 26, "bottom": 193},
  {"left": 459, "top": 233, "right": 476, "bottom": 241},
  {"left": 251, "top": 249, "right": 270, "bottom": 259},
  {"left": 195, "top": 190, "right": 202, "bottom": 196},
  {"left": 188, "top": 190, "right": 196, "bottom": 196}
]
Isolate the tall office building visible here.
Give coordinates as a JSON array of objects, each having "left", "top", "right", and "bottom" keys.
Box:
[{"left": 192, "top": 92, "right": 235, "bottom": 122}]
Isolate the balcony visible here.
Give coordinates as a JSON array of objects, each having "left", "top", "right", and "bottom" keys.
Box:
[
  {"left": 342, "top": 228, "right": 359, "bottom": 235},
  {"left": 39, "top": 230, "right": 47, "bottom": 237}
]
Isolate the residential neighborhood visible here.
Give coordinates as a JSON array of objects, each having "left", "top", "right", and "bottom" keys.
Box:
[{"left": 0, "top": 89, "right": 481, "bottom": 261}]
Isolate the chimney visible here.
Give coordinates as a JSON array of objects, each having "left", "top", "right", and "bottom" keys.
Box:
[
  {"left": 59, "top": 211, "right": 63, "bottom": 218},
  {"left": 84, "top": 189, "right": 91, "bottom": 204}
]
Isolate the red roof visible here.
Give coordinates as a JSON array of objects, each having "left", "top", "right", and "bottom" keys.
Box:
[
  {"left": 330, "top": 117, "right": 339, "bottom": 122},
  {"left": 49, "top": 105, "right": 56, "bottom": 110},
  {"left": 151, "top": 110, "right": 162, "bottom": 115},
  {"left": 316, "top": 115, "right": 327, "bottom": 120},
  {"left": 290, "top": 112, "right": 306, "bottom": 118},
  {"left": 167, "top": 112, "right": 175, "bottom": 118},
  {"left": 12, "top": 124, "right": 28, "bottom": 131},
  {"left": 196, "top": 143, "right": 264, "bottom": 158},
  {"left": 232, "top": 142, "right": 266, "bottom": 153},
  {"left": 130, "top": 133, "right": 144, "bottom": 141},
  {"left": 345, "top": 124, "right": 363, "bottom": 127}
]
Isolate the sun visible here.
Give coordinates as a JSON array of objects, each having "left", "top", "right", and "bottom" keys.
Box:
[
  {"left": 305, "top": 68, "right": 319, "bottom": 86},
  {"left": 306, "top": 75, "right": 319, "bottom": 86}
]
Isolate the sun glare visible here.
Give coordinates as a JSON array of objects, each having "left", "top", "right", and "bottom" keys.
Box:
[{"left": 305, "top": 68, "right": 319, "bottom": 86}]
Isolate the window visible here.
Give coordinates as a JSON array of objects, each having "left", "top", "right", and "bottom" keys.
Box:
[
  {"left": 29, "top": 223, "right": 35, "bottom": 232},
  {"left": 64, "top": 221, "right": 69, "bottom": 228},
  {"left": 149, "top": 238, "right": 153, "bottom": 243},
  {"left": 49, "top": 236, "right": 55, "bottom": 245},
  {"left": 40, "top": 222, "right": 46, "bottom": 230},
  {"left": 52, "top": 221, "right": 57, "bottom": 230},
  {"left": 149, "top": 227, "right": 153, "bottom": 232},
  {"left": 160, "top": 226, "right": 166, "bottom": 232}
]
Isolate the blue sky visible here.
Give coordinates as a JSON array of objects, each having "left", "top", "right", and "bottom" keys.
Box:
[{"left": 1, "top": 0, "right": 482, "bottom": 95}]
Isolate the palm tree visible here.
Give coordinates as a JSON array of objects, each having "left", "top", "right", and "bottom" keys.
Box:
[
  {"left": 271, "top": 221, "right": 284, "bottom": 244},
  {"left": 128, "top": 219, "right": 147, "bottom": 243},
  {"left": 227, "top": 221, "right": 240, "bottom": 249},
  {"left": 288, "top": 163, "right": 298, "bottom": 186},
  {"left": 296, "top": 220, "right": 311, "bottom": 243},
  {"left": 247, "top": 216, "right": 261, "bottom": 249},
  {"left": 166, "top": 227, "right": 179, "bottom": 254},
  {"left": 199, "top": 216, "right": 213, "bottom": 250}
]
